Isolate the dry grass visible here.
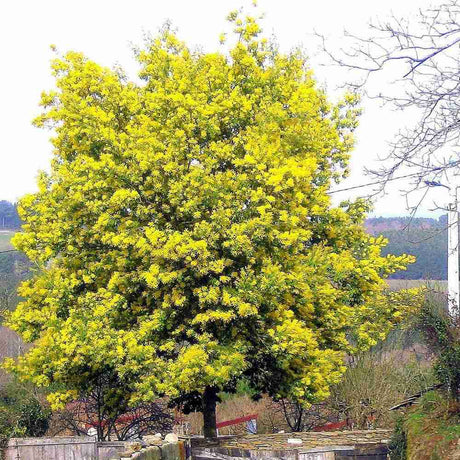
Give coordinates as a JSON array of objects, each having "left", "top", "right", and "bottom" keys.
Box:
[
  {"left": 179, "top": 395, "right": 288, "bottom": 436},
  {"left": 387, "top": 279, "right": 447, "bottom": 292},
  {"left": 330, "top": 350, "right": 435, "bottom": 430}
]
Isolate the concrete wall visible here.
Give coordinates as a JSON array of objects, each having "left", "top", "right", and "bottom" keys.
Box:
[
  {"left": 300, "top": 444, "right": 388, "bottom": 460},
  {"left": 192, "top": 446, "right": 388, "bottom": 460}
]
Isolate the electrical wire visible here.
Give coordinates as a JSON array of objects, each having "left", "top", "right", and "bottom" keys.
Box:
[
  {"left": 329, "top": 171, "right": 428, "bottom": 195},
  {"left": 0, "top": 164, "right": 457, "bottom": 251},
  {"left": 329, "top": 161, "right": 460, "bottom": 195}
]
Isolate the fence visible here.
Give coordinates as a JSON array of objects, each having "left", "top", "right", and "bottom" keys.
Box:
[{"left": 4, "top": 436, "right": 127, "bottom": 460}]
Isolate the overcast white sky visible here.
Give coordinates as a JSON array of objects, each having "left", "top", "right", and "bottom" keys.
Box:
[{"left": 0, "top": 0, "right": 449, "bottom": 217}]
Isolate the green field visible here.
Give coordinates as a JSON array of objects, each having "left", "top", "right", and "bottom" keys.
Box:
[{"left": 0, "top": 231, "right": 14, "bottom": 251}]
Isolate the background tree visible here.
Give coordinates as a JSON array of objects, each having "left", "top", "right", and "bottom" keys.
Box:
[
  {"left": 0, "top": 201, "right": 22, "bottom": 230},
  {"left": 318, "top": 1, "right": 460, "bottom": 201},
  {"left": 0, "top": 379, "right": 51, "bottom": 445},
  {"left": 6, "top": 11, "right": 419, "bottom": 437},
  {"left": 276, "top": 399, "right": 334, "bottom": 432},
  {"left": 412, "top": 292, "right": 460, "bottom": 400},
  {"left": 0, "top": 252, "right": 31, "bottom": 313},
  {"left": 51, "top": 372, "right": 172, "bottom": 441}
]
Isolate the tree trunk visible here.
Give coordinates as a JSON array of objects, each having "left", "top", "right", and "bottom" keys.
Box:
[{"left": 202, "top": 386, "right": 218, "bottom": 438}]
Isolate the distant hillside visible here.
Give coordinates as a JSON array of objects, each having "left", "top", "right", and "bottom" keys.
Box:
[
  {"left": 0, "top": 201, "right": 21, "bottom": 230},
  {"left": 365, "top": 215, "right": 447, "bottom": 233},
  {"left": 0, "top": 201, "right": 452, "bottom": 289},
  {"left": 0, "top": 230, "right": 31, "bottom": 312},
  {"left": 366, "top": 216, "right": 451, "bottom": 280}
]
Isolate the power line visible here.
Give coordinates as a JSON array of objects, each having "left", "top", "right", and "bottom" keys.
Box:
[
  {"left": 0, "top": 165, "right": 457, "bottom": 246},
  {"left": 0, "top": 249, "right": 18, "bottom": 254},
  {"left": 329, "top": 171, "right": 427, "bottom": 195},
  {"left": 329, "top": 161, "right": 460, "bottom": 195}
]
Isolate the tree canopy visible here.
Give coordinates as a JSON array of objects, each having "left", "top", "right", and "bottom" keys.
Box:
[{"left": 5, "top": 12, "right": 418, "bottom": 436}]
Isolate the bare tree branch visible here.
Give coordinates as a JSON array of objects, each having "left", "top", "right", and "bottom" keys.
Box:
[
  {"left": 52, "top": 373, "right": 173, "bottom": 441},
  {"left": 317, "top": 0, "right": 460, "bottom": 206}
]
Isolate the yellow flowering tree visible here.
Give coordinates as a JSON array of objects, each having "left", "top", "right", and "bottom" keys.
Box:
[{"left": 6, "top": 13, "right": 418, "bottom": 437}]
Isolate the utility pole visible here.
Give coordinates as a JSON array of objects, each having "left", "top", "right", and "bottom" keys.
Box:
[
  {"left": 424, "top": 180, "right": 459, "bottom": 314},
  {"left": 447, "top": 186, "right": 459, "bottom": 315}
]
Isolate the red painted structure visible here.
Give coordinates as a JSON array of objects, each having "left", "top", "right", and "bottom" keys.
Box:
[
  {"left": 312, "top": 420, "right": 349, "bottom": 431},
  {"left": 312, "top": 420, "right": 349, "bottom": 432},
  {"left": 85, "top": 412, "right": 140, "bottom": 429},
  {"left": 216, "top": 414, "right": 258, "bottom": 429}
]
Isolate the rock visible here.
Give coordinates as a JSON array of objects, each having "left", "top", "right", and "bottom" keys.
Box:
[
  {"left": 87, "top": 427, "right": 98, "bottom": 437},
  {"left": 161, "top": 441, "right": 180, "bottom": 459},
  {"left": 164, "top": 433, "right": 179, "bottom": 443},
  {"left": 155, "top": 433, "right": 163, "bottom": 439},
  {"left": 121, "top": 441, "right": 143, "bottom": 455},
  {"left": 287, "top": 438, "right": 302, "bottom": 445},
  {"left": 144, "top": 434, "right": 163, "bottom": 446}
]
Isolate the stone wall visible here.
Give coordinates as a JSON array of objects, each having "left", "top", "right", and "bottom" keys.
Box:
[
  {"left": 118, "top": 443, "right": 184, "bottom": 460},
  {"left": 4, "top": 431, "right": 389, "bottom": 459},
  {"left": 191, "top": 431, "right": 391, "bottom": 460},
  {"left": 112, "top": 436, "right": 189, "bottom": 460}
]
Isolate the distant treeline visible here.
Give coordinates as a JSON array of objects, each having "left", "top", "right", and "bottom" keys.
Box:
[
  {"left": 366, "top": 216, "right": 453, "bottom": 280},
  {"left": 0, "top": 200, "right": 452, "bottom": 281},
  {"left": 0, "top": 201, "right": 21, "bottom": 230},
  {"left": 365, "top": 215, "right": 447, "bottom": 233}
]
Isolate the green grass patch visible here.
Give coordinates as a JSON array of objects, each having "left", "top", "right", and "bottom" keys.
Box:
[
  {"left": 0, "top": 232, "right": 14, "bottom": 251},
  {"left": 405, "top": 391, "right": 460, "bottom": 460}
]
